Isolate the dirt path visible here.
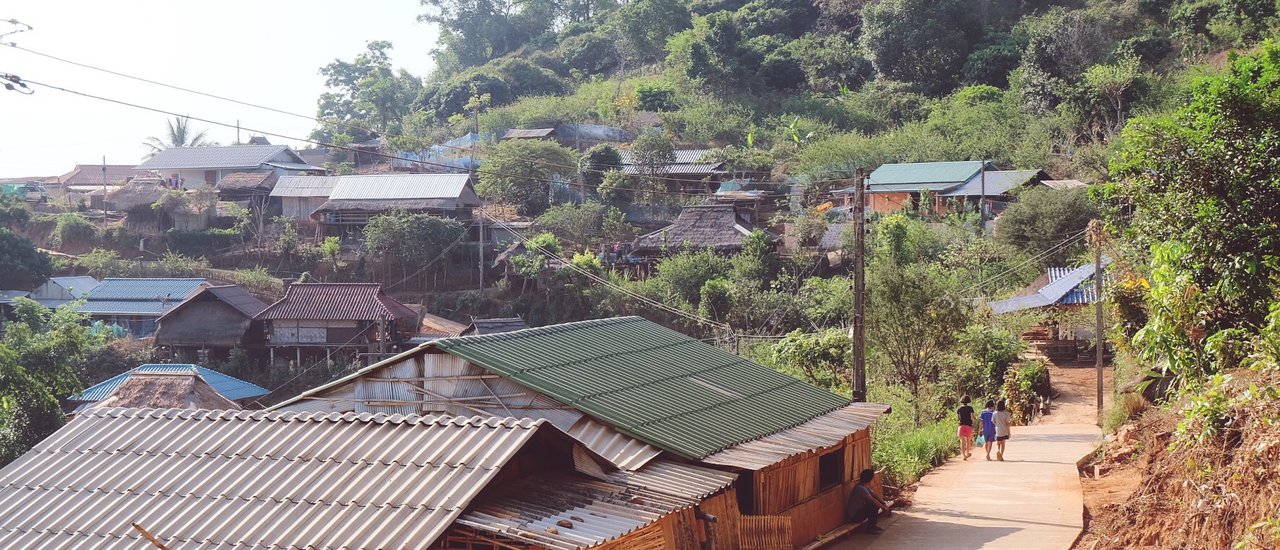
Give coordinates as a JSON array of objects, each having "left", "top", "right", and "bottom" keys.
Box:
[
  {"left": 831, "top": 362, "right": 1106, "bottom": 550},
  {"left": 1039, "top": 360, "right": 1114, "bottom": 426}
]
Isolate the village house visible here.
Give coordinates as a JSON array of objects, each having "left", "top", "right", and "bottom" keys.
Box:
[
  {"left": 77, "top": 278, "right": 207, "bottom": 338},
  {"left": 620, "top": 148, "right": 726, "bottom": 194},
  {"left": 274, "top": 316, "right": 890, "bottom": 548},
  {"left": 306, "top": 173, "right": 481, "bottom": 230},
  {"left": 213, "top": 171, "right": 278, "bottom": 203},
  {"left": 154, "top": 285, "right": 269, "bottom": 363},
  {"left": 65, "top": 363, "right": 269, "bottom": 414},
  {"left": 0, "top": 408, "right": 737, "bottom": 549},
  {"left": 50, "top": 164, "right": 151, "bottom": 206},
  {"left": 28, "top": 275, "right": 99, "bottom": 309},
  {"left": 270, "top": 174, "right": 340, "bottom": 223},
  {"left": 500, "top": 124, "right": 633, "bottom": 150},
  {"left": 835, "top": 161, "right": 1050, "bottom": 216},
  {"left": 254, "top": 282, "right": 418, "bottom": 365},
  {"left": 135, "top": 144, "right": 322, "bottom": 190},
  {"left": 631, "top": 204, "right": 780, "bottom": 259},
  {"left": 989, "top": 258, "right": 1113, "bottom": 361}
]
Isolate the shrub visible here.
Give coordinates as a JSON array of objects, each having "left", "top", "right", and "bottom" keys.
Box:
[
  {"left": 873, "top": 420, "right": 960, "bottom": 487},
  {"left": 1001, "top": 359, "right": 1051, "bottom": 423},
  {"left": 51, "top": 213, "right": 96, "bottom": 250},
  {"left": 229, "top": 267, "right": 280, "bottom": 294}
]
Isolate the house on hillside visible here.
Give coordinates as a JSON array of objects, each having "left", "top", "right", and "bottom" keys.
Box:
[
  {"left": 988, "top": 258, "right": 1113, "bottom": 361},
  {"left": 51, "top": 164, "right": 150, "bottom": 190},
  {"left": 500, "top": 124, "right": 632, "bottom": 150},
  {"left": 271, "top": 174, "right": 340, "bottom": 222},
  {"left": 274, "top": 316, "right": 890, "bottom": 548},
  {"left": 215, "top": 171, "right": 278, "bottom": 202},
  {"left": 307, "top": 173, "right": 482, "bottom": 229},
  {"left": 620, "top": 148, "right": 726, "bottom": 194},
  {"left": 77, "top": 278, "right": 207, "bottom": 337},
  {"left": 66, "top": 363, "right": 268, "bottom": 414},
  {"left": 0, "top": 408, "right": 737, "bottom": 549},
  {"left": 154, "top": 285, "right": 269, "bottom": 362},
  {"left": 631, "top": 204, "right": 780, "bottom": 259},
  {"left": 29, "top": 276, "right": 99, "bottom": 309},
  {"left": 834, "top": 161, "right": 1050, "bottom": 216},
  {"left": 135, "top": 144, "right": 323, "bottom": 190},
  {"left": 254, "top": 282, "right": 418, "bottom": 365}
]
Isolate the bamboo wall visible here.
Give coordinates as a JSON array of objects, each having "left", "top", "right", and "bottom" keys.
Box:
[{"left": 746, "top": 427, "right": 877, "bottom": 548}]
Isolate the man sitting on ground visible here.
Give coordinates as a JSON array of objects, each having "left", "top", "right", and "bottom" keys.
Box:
[{"left": 847, "top": 467, "right": 893, "bottom": 534}]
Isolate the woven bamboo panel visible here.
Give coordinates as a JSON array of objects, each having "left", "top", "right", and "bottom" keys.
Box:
[{"left": 740, "top": 515, "right": 794, "bottom": 550}]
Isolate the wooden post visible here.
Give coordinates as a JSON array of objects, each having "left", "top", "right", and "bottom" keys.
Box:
[
  {"left": 850, "top": 171, "right": 868, "bottom": 402},
  {"left": 1088, "top": 220, "right": 1105, "bottom": 426}
]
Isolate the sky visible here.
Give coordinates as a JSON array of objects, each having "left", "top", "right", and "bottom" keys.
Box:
[{"left": 0, "top": 0, "right": 440, "bottom": 177}]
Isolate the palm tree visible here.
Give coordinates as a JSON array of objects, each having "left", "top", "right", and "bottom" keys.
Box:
[{"left": 143, "top": 116, "right": 215, "bottom": 155}]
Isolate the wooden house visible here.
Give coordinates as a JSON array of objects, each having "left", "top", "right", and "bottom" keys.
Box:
[
  {"left": 154, "top": 285, "right": 268, "bottom": 362},
  {"left": 274, "top": 316, "right": 890, "bottom": 548},
  {"left": 631, "top": 204, "right": 780, "bottom": 259},
  {"left": 308, "top": 173, "right": 481, "bottom": 229},
  {"left": 834, "top": 161, "right": 1049, "bottom": 216},
  {"left": 254, "top": 282, "right": 418, "bottom": 365},
  {"left": 66, "top": 363, "right": 268, "bottom": 414},
  {"left": 271, "top": 174, "right": 340, "bottom": 223},
  {"left": 0, "top": 408, "right": 736, "bottom": 549}
]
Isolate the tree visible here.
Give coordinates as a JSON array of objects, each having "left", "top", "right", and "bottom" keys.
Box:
[
  {"left": 628, "top": 132, "right": 676, "bottom": 201},
  {"left": 0, "top": 195, "right": 31, "bottom": 229},
  {"left": 363, "top": 211, "right": 467, "bottom": 284},
  {"left": 320, "top": 236, "right": 341, "bottom": 271},
  {"left": 0, "top": 229, "right": 52, "bottom": 290},
  {"left": 580, "top": 144, "right": 623, "bottom": 190},
  {"left": 869, "top": 260, "right": 971, "bottom": 425},
  {"left": 313, "top": 41, "right": 421, "bottom": 141},
  {"left": 419, "top": 0, "right": 557, "bottom": 69},
  {"left": 614, "top": 0, "right": 692, "bottom": 62},
  {"left": 478, "top": 140, "right": 578, "bottom": 216},
  {"left": 995, "top": 187, "right": 1097, "bottom": 268},
  {"left": 597, "top": 170, "right": 636, "bottom": 207},
  {"left": 143, "top": 115, "right": 214, "bottom": 155},
  {"left": 1111, "top": 41, "right": 1280, "bottom": 328},
  {"left": 772, "top": 329, "right": 852, "bottom": 389},
  {"left": 860, "top": 0, "right": 980, "bottom": 96}
]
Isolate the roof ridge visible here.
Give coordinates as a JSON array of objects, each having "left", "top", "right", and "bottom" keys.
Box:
[
  {"left": 78, "top": 407, "right": 542, "bottom": 428},
  {"left": 438, "top": 316, "right": 638, "bottom": 345}
]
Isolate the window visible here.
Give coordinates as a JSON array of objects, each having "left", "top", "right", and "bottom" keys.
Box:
[{"left": 818, "top": 448, "right": 845, "bottom": 491}]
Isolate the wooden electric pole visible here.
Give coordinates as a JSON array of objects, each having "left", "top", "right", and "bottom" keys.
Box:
[
  {"left": 1088, "top": 219, "right": 1105, "bottom": 426},
  {"left": 851, "top": 171, "right": 868, "bottom": 402}
]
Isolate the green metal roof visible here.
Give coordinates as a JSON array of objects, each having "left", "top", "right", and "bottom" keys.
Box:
[
  {"left": 432, "top": 317, "right": 850, "bottom": 460},
  {"left": 868, "top": 161, "right": 991, "bottom": 189}
]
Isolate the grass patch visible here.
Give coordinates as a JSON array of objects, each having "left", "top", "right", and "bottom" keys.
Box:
[{"left": 873, "top": 420, "right": 959, "bottom": 488}]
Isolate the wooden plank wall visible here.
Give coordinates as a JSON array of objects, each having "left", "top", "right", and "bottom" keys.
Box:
[
  {"left": 740, "top": 515, "right": 794, "bottom": 550},
  {"left": 697, "top": 487, "right": 743, "bottom": 548}
]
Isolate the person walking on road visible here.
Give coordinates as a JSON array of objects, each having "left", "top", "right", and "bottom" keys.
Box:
[
  {"left": 993, "top": 399, "right": 1012, "bottom": 461},
  {"left": 979, "top": 400, "right": 997, "bottom": 460},
  {"left": 847, "top": 468, "right": 893, "bottom": 534},
  {"left": 957, "top": 396, "right": 976, "bottom": 460}
]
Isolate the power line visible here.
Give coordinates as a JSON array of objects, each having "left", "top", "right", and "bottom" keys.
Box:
[
  {"left": 963, "top": 229, "right": 1089, "bottom": 297},
  {"left": 4, "top": 43, "right": 860, "bottom": 188}
]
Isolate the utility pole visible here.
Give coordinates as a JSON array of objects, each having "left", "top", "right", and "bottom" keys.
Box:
[
  {"left": 978, "top": 160, "right": 987, "bottom": 229},
  {"left": 473, "top": 106, "right": 484, "bottom": 291},
  {"left": 1088, "top": 219, "right": 1105, "bottom": 425},
  {"left": 850, "top": 171, "right": 868, "bottom": 402},
  {"left": 101, "top": 155, "right": 107, "bottom": 227}
]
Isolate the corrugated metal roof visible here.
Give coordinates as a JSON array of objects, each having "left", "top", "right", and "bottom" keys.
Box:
[
  {"left": 0, "top": 409, "right": 545, "bottom": 549},
  {"left": 256, "top": 283, "right": 417, "bottom": 321},
  {"left": 463, "top": 317, "right": 530, "bottom": 335},
  {"left": 702, "top": 402, "right": 890, "bottom": 470},
  {"left": 69, "top": 364, "right": 270, "bottom": 402},
  {"left": 328, "top": 173, "right": 474, "bottom": 200},
  {"left": 502, "top": 128, "right": 557, "bottom": 139},
  {"left": 431, "top": 317, "right": 851, "bottom": 460},
  {"left": 48, "top": 276, "right": 100, "bottom": 296},
  {"left": 85, "top": 278, "right": 206, "bottom": 301},
  {"left": 567, "top": 416, "right": 664, "bottom": 471},
  {"left": 263, "top": 161, "right": 323, "bottom": 171},
  {"left": 1043, "top": 179, "right": 1088, "bottom": 190},
  {"left": 76, "top": 300, "right": 176, "bottom": 316},
  {"left": 619, "top": 149, "right": 722, "bottom": 176},
  {"left": 939, "top": 169, "right": 1045, "bottom": 197},
  {"left": 989, "top": 258, "right": 1112, "bottom": 314},
  {"left": 137, "top": 145, "right": 300, "bottom": 170},
  {"left": 632, "top": 205, "right": 778, "bottom": 256},
  {"left": 455, "top": 460, "right": 734, "bottom": 550},
  {"left": 868, "top": 161, "right": 990, "bottom": 187},
  {"left": 1048, "top": 267, "right": 1102, "bottom": 305},
  {"left": 0, "top": 290, "right": 29, "bottom": 304},
  {"left": 205, "top": 285, "right": 270, "bottom": 317},
  {"left": 271, "top": 175, "right": 341, "bottom": 198}
]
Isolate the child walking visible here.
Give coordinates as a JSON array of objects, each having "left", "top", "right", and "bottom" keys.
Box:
[
  {"left": 993, "top": 399, "right": 1012, "bottom": 461},
  {"left": 979, "top": 400, "right": 997, "bottom": 460},
  {"left": 957, "top": 396, "right": 976, "bottom": 460}
]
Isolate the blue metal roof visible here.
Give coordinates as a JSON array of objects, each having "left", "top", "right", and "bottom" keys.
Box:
[
  {"left": 77, "top": 300, "right": 175, "bottom": 316},
  {"left": 70, "top": 364, "right": 269, "bottom": 402},
  {"left": 989, "top": 258, "right": 1112, "bottom": 314},
  {"left": 86, "top": 278, "right": 205, "bottom": 301},
  {"left": 1049, "top": 267, "right": 1102, "bottom": 305}
]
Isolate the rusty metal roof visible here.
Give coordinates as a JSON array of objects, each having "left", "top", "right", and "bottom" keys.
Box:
[
  {"left": 0, "top": 409, "right": 548, "bottom": 549},
  {"left": 700, "top": 402, "right": 890, "bottom": 470},
  {"left": 255, "top": 283, "right": 417, "bottom": 321},
  {"left": 455, "top": 460, "right": 734, "bottom": 549}
]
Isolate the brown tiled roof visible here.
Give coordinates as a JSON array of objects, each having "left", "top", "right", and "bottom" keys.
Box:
[
  {"left": 216, "top": 171, "right": 277, "bottom": 192},
  {"left": 56, "top": 164, "right": 151, "bottom": 186},
  {"left": 255, "top": 283, "right": 417, "bottom": 321},
  {"left": 632, "top": 205, "right": 779, "bottom": 255}
]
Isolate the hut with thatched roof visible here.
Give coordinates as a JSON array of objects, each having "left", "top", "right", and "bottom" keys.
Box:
[
  {"left": 89, "top": 370, "right": 242, "bottom": 411},
  {"left": 631, "top": 204, "right": 779, "bottom": 258}
]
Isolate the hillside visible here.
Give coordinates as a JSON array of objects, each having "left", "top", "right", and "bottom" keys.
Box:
[{"left": 311, "top": 0, "right": 1278, "bottom": 187}]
